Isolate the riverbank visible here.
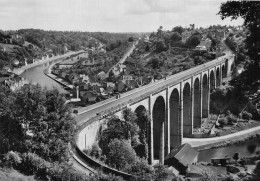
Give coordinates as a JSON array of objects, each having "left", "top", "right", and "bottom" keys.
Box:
[
  {"left": 12, "top": 50, "right": 84, "bottom": 75},
  {"left": 183, "top": 125, "right": 260, "bottom": 150},
  {"left": 45, "top": 73, "right": 74, "bottom": 89}
]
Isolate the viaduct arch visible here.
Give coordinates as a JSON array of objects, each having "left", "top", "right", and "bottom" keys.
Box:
[
  {"left": 202, "top": 74, "right": 209, "bottom": 118},
  {"left": 193, "top": 78, "right": 201, "bottom": 128},
  {"left": 169, "top": 88, "right": 180, "bottom": 149},
  {"left": 152, "top": 96, "right": 165, "bottom": 161},
  {"left": 183, "top": 82, "right": 192, "bottom": 137}
]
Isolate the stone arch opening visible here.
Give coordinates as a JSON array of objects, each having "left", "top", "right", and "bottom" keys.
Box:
[
  {"left": 210, "top": 70, "right": 215, "bottom": 92},
  {"left": 225, "top": 58, "right": 229, "bottom": 77},
  {"left": 202, "top": 74, "right": 209, "bottom": 118},
  {"left": 222, "top": 65, "right": 226, "bottom": 78},
  {"left": 193, "top": 78, "right": 201, "bottom": 128},
  {"left": 169, "top": 88, "right": 180, "bottom": 149},
  {"left": 216, "top": 68, "right": 221, "bottom": 87},
  {"left": 152, "top": 96, "right": 165, "bottom": 160},
  {"left": 183, "top": 83, "right": 192, "bottom": 137},
  {"left": 135, "top": 105, "right": 150, "bottom": 160}
]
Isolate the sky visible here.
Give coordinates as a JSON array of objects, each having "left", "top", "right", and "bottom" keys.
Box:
[{"left": 0, "top": 0, "right": 244, "bottom": 32}]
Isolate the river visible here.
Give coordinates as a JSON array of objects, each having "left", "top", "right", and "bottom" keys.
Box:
[
  {"left": 20, "top": 59, "right": 67, "bottom": 93},
  {"left": 198, "top": 138, "right": 260, "bottom": 162}
]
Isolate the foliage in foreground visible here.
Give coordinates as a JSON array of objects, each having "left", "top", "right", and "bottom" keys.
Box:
[
  {"left": 1, "top": 151, "right": 88, "bottom": 181},
  {"left": 0, "top": 84, "right": 76, "bottom": 163}
]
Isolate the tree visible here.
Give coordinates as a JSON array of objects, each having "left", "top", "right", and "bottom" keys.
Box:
[
  {"left": 186, "top": 35, "right": 200, "bottom": 48},
  {"left": 172, "top": 26, "right": 184, "bottom": 35},
  {"left": 123, "top": 157, "right": 154, "bottom": 181},
  {"left": 170, "top": 32, "right": 182, "bottom": 42},
  {"left": 88, "top": 172, "right": 125, "bottom": 181},
  {"left": 0, "top": 84, "right": 76, "bottom": 163},
  {"left": 157, "top": 26, "right": 163, "bottom": 38},
  {"left": 128, "top": 37, "right": 134, "bottom": 42},
  {"left": 106, "top": 139, "right": 136, "bottom": 170},
  {"left": 145, "top": 44, "right": 150, "bottom": 52},
  {"left": 189, "top": 24, "right": 195, "bottom": 30},
  {"left": 100, "top": 109, "right": 140, "bottom": 153},
  {"left": 210, "top": 87, "right": 233, "bottom": 114},
  {"left": 218, "top": 0, "right": 260, "bottom": 73},
  {"left": 153, "top": 164, "right": 175, "bottom": 181},
  {"left": 155, "top": 40, "right": 168, "bottom": 53}
]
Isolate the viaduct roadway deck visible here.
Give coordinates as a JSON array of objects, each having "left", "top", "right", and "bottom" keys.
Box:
[{"left": 76, "top": 52, "right": 233, "bottom": 125}]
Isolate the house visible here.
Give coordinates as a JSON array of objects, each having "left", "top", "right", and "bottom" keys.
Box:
[
  {"left": 67, "top": 73, "right": 80, "bottom": 84},
  {"left": 106, "top": 82, "right": 115, "bottom": 88},
  {"left": 79, "top": 82, "right": 90, "bottom": 91},
  {"left": 195, "top": 45, "right": 207, "bottom": 52},
  {"left": 199, "top": 38, "right": 212, "bottom": 51},
  {"left": 125, "top": 80, "right": 138, "bottom": 91},
  {"left": 118, "top": 63, "right": 126, "bottom": 72},
  {"left": 90, "top": 82, "right": 102, "bottom": 93},
  {"left": 59, "top": 71, "right": 67, "bottom": 79},
  {"left": 80, "top": 91, "right": 98, "bottom": 103},
  {"left": 3, "top": 66, "right": 12, "bottom": 72},
  {"left": 12, "top": 59, "right": 20, "bottom": 67},
  {"left": 111, "top": 67, "right": 121, "bottom": 76},
  {"left": 164, "top": 144, "right": 199, "bottom": 175},
  {"left": 97, "top": 71, "right": 107, "bottom": 80},
  {"left": 122, "top": 75, "right": 133, "bottom": 81},
  {"left": 79, "top": 74, "right": 90, "bottom": 84},
  {"left": 52, "top": 69, "right": 60, "bottom": 75}
]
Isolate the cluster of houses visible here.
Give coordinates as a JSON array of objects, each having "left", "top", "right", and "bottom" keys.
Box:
[
  {"left": 52, "top": 59, "right": 153, "bottom": 104},
  {"left": 71, "top": 72, "right": 152, "bottom": 104},
  {"left": 0, "top": 70, "right": 28, "bottom": 91}
]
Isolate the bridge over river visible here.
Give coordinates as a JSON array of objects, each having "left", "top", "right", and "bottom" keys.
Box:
[{"left": 75, "top": 52, "right": 235, "bottom": 166}]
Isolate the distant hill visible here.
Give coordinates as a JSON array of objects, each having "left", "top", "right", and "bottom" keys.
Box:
[{"left": 0, "top": 29, "right": 138, "bottom": 69}]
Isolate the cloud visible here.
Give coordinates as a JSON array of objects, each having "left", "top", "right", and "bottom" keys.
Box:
[
  {"left": 0, "top": 0, "right": 244, "bottom": 32},
  {"left": 125, "top": 0, "right": 184, "bottom": 15}
]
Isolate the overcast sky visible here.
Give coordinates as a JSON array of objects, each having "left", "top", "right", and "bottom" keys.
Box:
[{"left": 0, "top": 0, "right": 244, "bottom": 32}]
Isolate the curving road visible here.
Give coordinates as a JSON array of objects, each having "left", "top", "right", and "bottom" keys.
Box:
[{"left": 76, "top": 52, "right": 234, "bottom": 125}]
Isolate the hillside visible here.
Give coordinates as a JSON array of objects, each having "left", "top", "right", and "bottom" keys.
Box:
[
  {"left": 0, "top": 29, "right": 137, "bottom": 70},
  {"left": 124, "top": 25, "right": 229, "bottom": 79}
]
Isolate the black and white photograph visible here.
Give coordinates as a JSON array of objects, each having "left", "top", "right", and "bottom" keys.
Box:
[{"left": 0, "top": 0, "right": 260, "bottom": 180}]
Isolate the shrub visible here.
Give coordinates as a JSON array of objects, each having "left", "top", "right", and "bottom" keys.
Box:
[
  {"left": 123, "top": 157, "right": 153, "bottom": 181},
  {"left": 19, "top": 152, "right": 86, "bottom": 181},
  {"left": 246, "top": 101, "right": 260, "bottom": 120},
  {"left": 83, "top": 149, "right": 91, "bottom": 155},
  {"left": 88, "top": 172, "right": 125, "bottom": 181},
  {"left": 218, "top": 117, "right": 228, "bottom": 126},
  {"left": 90, "top": 143, "right": 102, "bottom": 159},
  {"left": 106, "top": 139, "right": 136, "bottom": 170},
  {"left": 3, "top": 151, "right": 22, "bottom": 168},
  {"left": 227, "top": 115, "right": 238, "bottom": 124},
  {"left": 241, "top": 111, "right": 252, "bottom": 120},
  {"left": 20, "top": 152, "right": 50, "bottom": 176},
  {"left": 153, "top": 164, "right": 175, "bottom": 181}
]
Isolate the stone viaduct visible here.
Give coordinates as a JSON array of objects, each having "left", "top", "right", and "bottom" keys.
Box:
[{"left": 76, "top": 53, "right": 235, "bottom": 166}]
